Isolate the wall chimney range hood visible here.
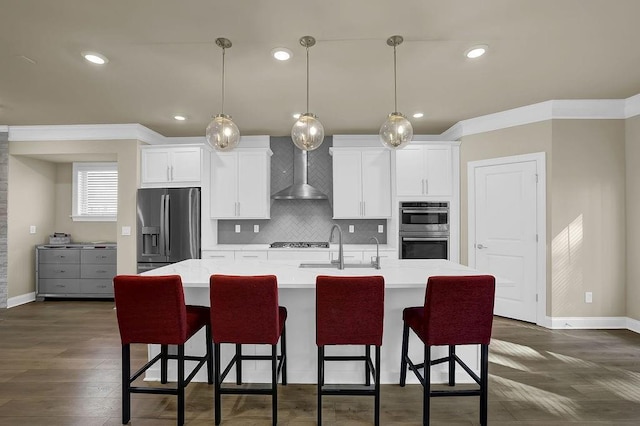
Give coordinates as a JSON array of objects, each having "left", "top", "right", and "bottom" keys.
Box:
[{"left": 272, "top": 148, "right": 328, "bottom": 200}]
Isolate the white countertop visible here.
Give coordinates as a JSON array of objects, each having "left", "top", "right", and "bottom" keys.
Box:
[
  {"left": 142, "top": 258, "right": 485, "bottom": 289},
  {"left": 202, "top": 243, "right": 397, "bottom": 252}
]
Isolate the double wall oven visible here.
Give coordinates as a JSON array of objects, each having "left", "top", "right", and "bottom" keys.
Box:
[{"left": 399, "top": 201, "right": 449, "bottom": 259}]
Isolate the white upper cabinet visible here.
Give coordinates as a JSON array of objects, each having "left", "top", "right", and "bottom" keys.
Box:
[
  {"left": 332, "top": 148, "right": 391, "bottom": 218},
  {"left": 210, "top": 148, "right": 271, "bottom": 219},
  {"left": 396, "top": 143, "right": 453, "bottom": 197},
  {"left": 141, "top": 145, "right": 202, "bottom": 187}
]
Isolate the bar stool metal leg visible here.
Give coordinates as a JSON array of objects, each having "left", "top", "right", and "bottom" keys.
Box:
[
  {"left": 161, "top": 344, "right": 169, "bottom": 384},
  {"left": 423, "top": 344, "right": 431, "bottom": 425},
  {"left": 177, "top": 344, "right": 185, "bottom": 426},
  {"left": 122, "top": 344, "right": 131, "bottom": 424},
  {"left": 399, "top": 322, "right": 409, "bottom": 387},
  {"left": 317, "top": 346, "right": 324, "bottom": 425}
]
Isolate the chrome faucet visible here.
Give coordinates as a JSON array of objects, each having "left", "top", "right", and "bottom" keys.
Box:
[
  {"left": 329, "top": 224, "right": 344, "bottom": 270},
  {"left": 369, "top": 236, "right": 381, "bottom": 269}
]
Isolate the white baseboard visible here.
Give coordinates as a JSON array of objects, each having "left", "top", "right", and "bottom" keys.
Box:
[
  {"left": 546, "top": 316, "right": 628, "bottom": 330},
  {"left": 626, "top": 317, "right": 640, "bottom": 334},
  {"left": 7, "top": 292, "right": 36, "bottom": 308}
]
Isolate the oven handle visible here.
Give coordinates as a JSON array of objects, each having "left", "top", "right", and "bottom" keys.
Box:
[
  {"left": 401, "top": 209, "right": 449, "bottom": 214},
  {"left": 402, "top": 237, "right": 448, "bottom": 242}
]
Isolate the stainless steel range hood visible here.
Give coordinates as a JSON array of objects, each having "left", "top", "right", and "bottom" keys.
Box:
[{"left": 272, "top": 148, "right": 328, "bottom": 200}]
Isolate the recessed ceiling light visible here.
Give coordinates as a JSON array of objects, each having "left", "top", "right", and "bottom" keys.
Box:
[
  {"left": 413, "top": 112, "right": 424, "bottom": 118},
  {"left": 465, "top": 45, "right": 488, "bottom": 59},
  {"left": 293, "top": 113, "right": 301, "bottom": 119},
  {"left": 82, "top": 51, "right": 108, "bottom": 65},
  {"left": 174, "top": 115, "right": 186, "bottom": 121},
  {"left": 272, "top": 48, "right": 293, "bottom": 61}
]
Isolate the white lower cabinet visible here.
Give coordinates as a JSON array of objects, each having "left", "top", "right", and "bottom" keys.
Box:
[
  {"left": 201, "top": 250, "right": 235, "bottom": 261},
  {"left": 267, "top": 250, "right": 331, "bottom": 262},
  {"left": 236, "top": 251, "right": 268, "bottom": 261}
]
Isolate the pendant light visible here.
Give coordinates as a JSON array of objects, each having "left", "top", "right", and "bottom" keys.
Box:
[
  {"left": 291, "top": 36, "right": 324, "bottom": 151},
  {"left": 379, "top": 35, "right": 413, "bottom": 149},
  {"left": 206, "top": 37, "right": 240, "bottom": 151}
]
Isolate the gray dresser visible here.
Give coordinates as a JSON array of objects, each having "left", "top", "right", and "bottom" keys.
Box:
[{"left": 36, "top": 244, "right": 117, "bottom": 300}]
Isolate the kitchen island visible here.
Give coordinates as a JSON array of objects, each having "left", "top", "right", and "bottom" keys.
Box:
[{"left": 141, "top": 258, "right": 493, "bottom": 384}]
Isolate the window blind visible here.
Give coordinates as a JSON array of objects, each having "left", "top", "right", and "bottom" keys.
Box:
[{"left": 73, "top": 163, "right": 118, "bottom": 220}]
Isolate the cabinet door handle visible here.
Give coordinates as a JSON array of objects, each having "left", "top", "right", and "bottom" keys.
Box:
[
  {"left": 421, "top": 179, "right": 425, "bottom": 194},
  {"left": 425, "top": 179, "right": 429, "bottom": 194},
  {"left": 362, "top": 201, "right": 366, "bottom": 216},
  {"left": 167, "top": 166, "right": 170, "bottom": 181},
  {"left": 170, "top": 165, "right": 174, "bottom": 181},
  {"left": 237, "top": 202, "right": 240, "bottom": 216}
]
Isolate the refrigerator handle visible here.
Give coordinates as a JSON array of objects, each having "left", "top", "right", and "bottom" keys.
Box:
[
  {"left": 165, "top": 194, "right": 171, "bottom": 256},
  {"left": 159, "top": 194, "right": 166, "bottom": 256}
]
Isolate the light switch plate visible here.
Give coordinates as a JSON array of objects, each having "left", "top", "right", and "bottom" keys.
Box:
[
  {"left": 349, "top": 225, "right": 355, "bottom": 233},
  {"left": 254, "top": 224, "right": 259, "bottom": 233},
  {"left": 378, "top": 225, "right": 384, "bottom": 233},
  {"left": 29, "top": 225, "right": 37, "bottom": 234},
  {"left": 121, "top": 226, "right": 131, "bottom": 236},
  {"left": 235, "top": 224, "right": 241, "bottom": 233}
]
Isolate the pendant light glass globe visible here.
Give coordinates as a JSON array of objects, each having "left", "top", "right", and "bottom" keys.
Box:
[
  {"left": 292, "top": 113, "right": 324, "bottom": 151},
  {"left": 205, "top": 37, "right": 240, "bottom": 151},
  {"left": 380, "top": 112, "right": 413, "bottom": 149},
  {"left": 206, "top": 113, "right": 240, "bottom": 151}
]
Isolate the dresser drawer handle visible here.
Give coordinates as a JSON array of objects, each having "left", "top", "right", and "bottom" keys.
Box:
[{"left": 55, "top": 284, "right": 66, "bottom": 288}]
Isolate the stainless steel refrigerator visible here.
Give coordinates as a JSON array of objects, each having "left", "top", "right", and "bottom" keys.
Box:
[{"left": 137, "top": 187, "right": 200, "bottom": 273}]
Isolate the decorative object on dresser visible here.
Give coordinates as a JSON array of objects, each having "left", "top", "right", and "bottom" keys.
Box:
[{"left": 36, "top": 244, "right": 117, "bottom": 300}]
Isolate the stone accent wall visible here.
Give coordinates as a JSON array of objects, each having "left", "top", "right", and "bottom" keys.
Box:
[{"left": 0, "top": 132, "right": 7, "bottom": 308}]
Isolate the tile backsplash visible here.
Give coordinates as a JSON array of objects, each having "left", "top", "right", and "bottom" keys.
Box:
[{"left": 218, "top": 136, "right": 387, "bottom": 244}]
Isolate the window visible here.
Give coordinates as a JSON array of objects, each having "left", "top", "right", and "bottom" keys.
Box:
[{"left": 72, "top": 162, "right": 118, "bottom": 221}]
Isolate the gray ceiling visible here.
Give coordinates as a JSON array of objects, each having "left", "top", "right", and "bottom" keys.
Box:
[{"left": 1, "top": 0, "right": 640, "bottom": 138}]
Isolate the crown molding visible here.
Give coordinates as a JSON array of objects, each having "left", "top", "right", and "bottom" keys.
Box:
[
  {"left": 441, "top": 96, "right": 638, "bottom": 139},
  {"left": 8, "top": 123, "right": 166, "bottom": 145},
  {"left": 626, "top": 93, "right": 640, "bottom": 118}
]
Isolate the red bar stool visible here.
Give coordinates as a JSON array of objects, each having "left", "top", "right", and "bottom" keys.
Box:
[
  {"left": 209, "top": 274, "right": 287, "bottom": 425},
  {"left": 399, "top": 275, "right": 496, "bottom": 426},
  {"left": 316, "top": 275, "right": 385, "bottom": 426},
  {"left": 113, "top": 274, "right": 213, "bottom": 426}
]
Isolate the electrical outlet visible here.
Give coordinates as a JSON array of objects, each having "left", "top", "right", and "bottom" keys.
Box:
[
  {"left": 235, "top": 224, "right": 241, "bottom": 233},
  {"left": 121, "top": 226, "right": 131, "bottom": 236},
  {"left": 29, "top": 225, "right": 37, "bottom": 234},
  {"left": 378, "top": 224, "right": 384, "bottom": 233},
  {"left": 254, "top": 224, "right": 259, "bottom": 233},
  {"left": 585, "top": 292, "right": 593, "bottom": 303},
  {"left": 349, "top": 225, "right": 355, "bottom": 233}
]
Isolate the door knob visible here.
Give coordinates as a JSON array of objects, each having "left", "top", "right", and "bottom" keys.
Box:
[{"left": 477, "top": 243, "right": 487, "bottom": 249}]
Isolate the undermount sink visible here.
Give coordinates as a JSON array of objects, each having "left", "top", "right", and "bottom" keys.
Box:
[{"left": 298, "top": 262, "right": 375, "bottom": 269}]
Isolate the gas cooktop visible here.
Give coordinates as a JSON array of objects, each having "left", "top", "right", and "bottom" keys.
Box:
[{"left": 269, "top": 242, "right": 330, "bottom": 249}]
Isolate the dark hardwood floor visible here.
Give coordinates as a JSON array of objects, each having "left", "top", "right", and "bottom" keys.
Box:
[{"left": 1, "top": 300, "right": 640, "bottom": 425}]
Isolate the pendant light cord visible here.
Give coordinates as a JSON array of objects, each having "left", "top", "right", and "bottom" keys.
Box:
[
  {"left": 393, "top": 44, "right": 398, "bottom": 113},
  {"left": 221, "top": 47, "right": 226, "bottom": 115},
  {"left": 306, "top": 45, "right": 310, "bottom": 113}
]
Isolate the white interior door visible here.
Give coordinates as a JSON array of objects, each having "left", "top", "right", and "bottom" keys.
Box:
[{"left": 470, "top": 157, "right": 540, "bottom": 323}]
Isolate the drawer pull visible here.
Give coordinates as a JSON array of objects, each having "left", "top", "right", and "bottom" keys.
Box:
[
  {"left": 96, "top": 270, "right": 108, "bottom": 273},
  {"left": 55, "top": 284, "right": 65, "bottom": 288},
  {"left": 97, "top": 285, "right": 107, "bottom": 288}
]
